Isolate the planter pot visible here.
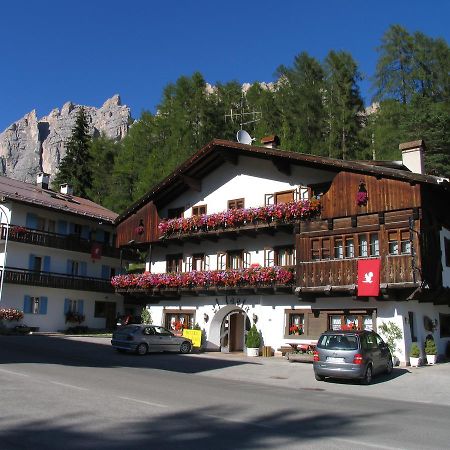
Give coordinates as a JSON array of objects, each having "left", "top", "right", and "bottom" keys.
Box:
[
  {"left": 246, "top": 347, "right": 260, "bottom": 357},
  {"left": 426, "top": 354, "right": 437, "bottom": 365},
  {"left": 410, "top": 356, "right": 420, "bottom": 367}
]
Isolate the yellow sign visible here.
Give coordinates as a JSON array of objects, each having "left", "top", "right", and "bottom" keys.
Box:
[{"left": 182, "top": 329, "right": 202, "bottom": 348}]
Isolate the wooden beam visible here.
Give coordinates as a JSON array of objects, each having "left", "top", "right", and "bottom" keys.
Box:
[
  {"left": 181, "top": 175, "right": 201, "bottom": 192},
  {"left": 272, "top": 159, "right": 291, "bottom": 176}
]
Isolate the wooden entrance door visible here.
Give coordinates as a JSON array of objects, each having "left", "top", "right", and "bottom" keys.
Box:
[
  {"left": 105, "top": 302, "right": 116, "bottom": 329},
  {"left": 220, "top": 310, "right": 246, "bottom": 352}
]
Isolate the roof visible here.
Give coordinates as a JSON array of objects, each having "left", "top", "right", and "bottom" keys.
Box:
[
  {"left": 0, "top": 176, "right": 117, "bottom": 223},
  {"left": 115, "top": 139, "right": 450, "bottom": 224}
]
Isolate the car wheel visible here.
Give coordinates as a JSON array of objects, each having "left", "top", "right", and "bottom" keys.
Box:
[
  {"left": 136, "top": 343, "right": 148, "bottom": 356},
  {"left": 361, "top": 365, "right": 373, "bottom": 385},
  {"left": 315, "top": 373, "right": 325, "bottom": 381},
  {"left": 386, "top": 357, "right": 393, "bottom": 374},
  {"left": 179, "top": 341, "right": 192, "bottom": 354}
]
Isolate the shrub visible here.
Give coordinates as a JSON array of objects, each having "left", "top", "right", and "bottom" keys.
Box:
[
  {"left": 141, "top": 308, "right": 152, "bottom": 324},
  {"left": 425, "top": 339, "right": 437, "bottom": 355},
  {"left": 410, "top": 343, "right": 420, "bottom": 358},
  {"left": 246, "top": 325, "right": 261, "bottom": 348},
  {"left": 378, "top": 321, "right": 403, "bottom": 356}
]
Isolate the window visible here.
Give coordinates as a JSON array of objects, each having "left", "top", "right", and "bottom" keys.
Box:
[
  {"left": 185, "top": 254, "right": 208, "bottom": 271},
  {"left": 287, "top": 312, "right": 304, "bottom": 336},
  {"left": 228, "top": 198, "right": 245, "bottom": 210},
  {"left": 168, "top": 207, "right": 184, "bottom": 219},
  {"left": 33, "top": 256, "right": 42, "bottom": 272},
  {"left": 445, "top": 238, "right": 450, "bottom": 267},
  {"left": 217, "top": 252, "right": 226, "bottom": 270},
  {"left": 388, "top": 229, "right": 411, "bottom": 255},
  {"left": 166, "top": 254, "right": 183, "bottom": 273},
  {"left": 32, "top": 297, "right": 41, "bottom": 314},
  {"left": 73, "top": 224, "right": 82, "bottom": 235},
  {"left": 275, "top": 246, "right": 296, "bottom": 266},
  {"left": 275, "top": 190, "right": 294, "bottom": 205},
  {"left": 47, "top": 220, "right": 55, "bottom": 233},
  {"left": 334, "top": 236, "right": 354, "bottom": 259},
  {"left": 334, "top": 239, "right": 343, "bottom": 259},
  {"left": 95, "top": 301, "right": 107, "bottom": 318},
  {"left": 226, "top": 250, "right": 250, "bottom": 269},
  {"left": 164, "top": 310, "right": 195, "bottom": 332},
  {"left": 264, "top": 248, "right": 274, "bottom": 267},
  {"left": 328, "top": 313, "right": 373, "bottom": 331},
  {"left": 192, "top": 205, "right": 207, "bottom": 216},
  {"left": 439, "top": 313, "right": 450, "bottom": 338},
  {"left": 311, "top": 238, "right": 330, "bottom": 260},
  {"left": 23, "top": 295, "right": 47, "bottom": 315},
  {"left": 36, "top": 217, "right": 46, "bottom": 231},
  {"left": 408, "top": 311, "right": 417, "bottom": 342},
  {"left": 359, "top": 233, "right": 380, "bottom": 257}
]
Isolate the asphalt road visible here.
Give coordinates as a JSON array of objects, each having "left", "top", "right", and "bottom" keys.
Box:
[{"left": 1, "top": 335, "right": 449, "bottom": 450}]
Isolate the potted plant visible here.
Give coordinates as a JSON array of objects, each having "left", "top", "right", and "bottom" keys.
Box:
[
  {"left": 246, "top": 324, "right": 261, "bottom": 357},
  {"left": 409, "top": 343, "right": 421, "bottom": 367},
  {"left": 424, "top": 339, "right": 437, "bottom": 365}
]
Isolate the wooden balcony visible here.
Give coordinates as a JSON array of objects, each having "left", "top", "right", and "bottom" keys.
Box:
[
  {"left": 2, "top": 267, "right": 114, "bottom": 293},
  {"left": 297, "top": 254, "right": 420, "bottom": 296},
  {"left": 1, "top": 224, "right": 138, "bottom": 260}
]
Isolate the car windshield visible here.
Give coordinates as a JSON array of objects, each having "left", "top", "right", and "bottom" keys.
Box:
[{"left": 318, "top": 334, "right": 358, "bottom": 350}]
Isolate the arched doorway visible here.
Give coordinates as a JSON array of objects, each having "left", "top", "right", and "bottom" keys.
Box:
[{"left": 208, "top": 305, "right": 251, "bottom": 352}]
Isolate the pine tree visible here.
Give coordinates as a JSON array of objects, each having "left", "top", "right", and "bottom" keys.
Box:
[{"left": 53, "top": 107, "right": 93, "bottom": 198}]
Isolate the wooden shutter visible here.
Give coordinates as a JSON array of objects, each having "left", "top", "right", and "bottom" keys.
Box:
[
  {"left": 43, "top": 256, "right": 51, "bottom": 272},
  {"left": 304, "top": 312, "right": 328, "bottom": 339},
  {"left": 275, "top": 190, "right": 294, "bottom": 205},
  {"left": 217, "top": 252, "right": 226, "bottom": 270},
  {"left": 264, "top": 249, "right": 274, "bottom": 267},
  {"left": 39, "top": 297, "right": 48, "bottom": 315},
  {"left": 204, "top": 255, "right": 210, "bottom": 270},
  {"left": 243, "top": 251, "right": 251, "bottom": 269},
  {"left": 184, "top": 256, "right": 192, "bottom": 272},
  {"left": 26, "top": 213, "right": 38, "bottom": 229}
]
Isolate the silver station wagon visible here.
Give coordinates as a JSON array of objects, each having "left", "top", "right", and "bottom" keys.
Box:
[
  {"left": 111, "top": 324, "right": 192, "bottom": 355},
  {"left": 313, "top": 330, "right": 393, "bottom": 384}
]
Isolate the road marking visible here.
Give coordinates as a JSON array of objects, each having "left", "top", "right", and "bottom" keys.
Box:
[
  {"left": 334, "top": 437, "right": 403, "bottom": 450},
  {"left": 203, "top": 413, "right": 274, "bottom": 430},
  {"left": 49, "top": 381, "right": 89, "bottom": 391},
  {"left": 0, "top": 368, "right": 29, "bottom": 377},
  {"left": 118, "top": 396, "right": 168, "bottom": 408}
]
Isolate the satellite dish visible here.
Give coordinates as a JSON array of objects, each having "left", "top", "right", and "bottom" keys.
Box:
[{"left": 236, "top": 129, "right": 254, "bottom": 145}]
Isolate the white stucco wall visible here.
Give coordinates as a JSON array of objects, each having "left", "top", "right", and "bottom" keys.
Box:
[{"left": 440, "top": 227, "right": 450, "bottom": 287}]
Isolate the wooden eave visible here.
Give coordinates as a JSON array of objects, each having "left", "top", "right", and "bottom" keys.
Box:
[{"left": 115, "top": 139, "right": 450, "bottom": 225}]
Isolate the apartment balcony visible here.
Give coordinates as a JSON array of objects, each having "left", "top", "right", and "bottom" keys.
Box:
[
  {"left": 1, "top": 224, "right": 138, "bottom": 260},
  {"left": 2, "top": 267, "right": 114, "bottom": 293},
  {"left": 297, "top": 254, "right": 420, "bottom": 296},
  {"left": 156, "top": 200, "right": 320, "bottom": 245},
  {"left": 112, "top": 266, "right": 295, "bottom": 298}
]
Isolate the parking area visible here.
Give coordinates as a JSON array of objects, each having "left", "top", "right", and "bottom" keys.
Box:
[{"left": 63, "top": 335, "right": 450, "bottom": 406}]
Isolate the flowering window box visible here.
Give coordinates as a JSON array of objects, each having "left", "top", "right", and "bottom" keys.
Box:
[{"left": 158, "top": 199, "right": 321, "bottom": 238}]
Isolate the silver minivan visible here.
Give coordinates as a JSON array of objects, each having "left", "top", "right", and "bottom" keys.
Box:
[
  {"left": 313, "top": 330, "right": 393, "bottom": 384},
  {"left": 111, "top": 324, "right": 192, "bottom": 355}
]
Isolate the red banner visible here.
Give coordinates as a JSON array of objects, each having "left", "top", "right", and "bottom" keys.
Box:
[
  {"left": 91, "top": 243, "right": 102, "bottom": 260},
  {"left": 357, "top": 259, "right": 381, "bottom": 297}
]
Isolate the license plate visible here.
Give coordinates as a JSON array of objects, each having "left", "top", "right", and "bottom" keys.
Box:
[{"left": 326, "top": 357, "right": 345, "bottom": 363}]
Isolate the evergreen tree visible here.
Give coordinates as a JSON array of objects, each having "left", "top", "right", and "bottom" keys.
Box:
[{"left": 53, "top": 107, "right": 93, "bottom": 198}]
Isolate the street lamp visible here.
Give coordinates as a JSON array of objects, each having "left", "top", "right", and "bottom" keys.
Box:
[{"left": 0, "top": 201, "right": 10, "bottom": 305}]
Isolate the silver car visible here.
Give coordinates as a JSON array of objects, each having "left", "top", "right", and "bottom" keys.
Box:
[
  {"left": 111, "top": 324, "right": 192, "bottom": 355},
  {"left": 313, "top": 330, "right": 393, "bottom": 384}
]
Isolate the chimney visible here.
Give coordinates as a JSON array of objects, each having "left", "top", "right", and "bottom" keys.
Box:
[
  {"left": 37, "top": 173, "right": 50, "bottom": 190},
  {"left": 261, "top": 135, "right": 280, "bottom": 149},
  {"left": 400, "top": 140, "right": 425, "bottom": 175},
  {"left": 60, "top": 183, "right": 73, "bottom": 195}
]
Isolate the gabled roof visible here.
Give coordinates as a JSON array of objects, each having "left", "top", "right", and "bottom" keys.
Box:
[
  {"left": 116, "top": 139, "right": 450, "bottom": 224},
  {"left": 0, "top": 176, "right": 117, "bottom": 223}
]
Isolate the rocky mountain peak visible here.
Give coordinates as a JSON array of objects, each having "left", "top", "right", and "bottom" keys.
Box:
[{"left": 0, "top": 95, "right": 131, "bottom": 184}]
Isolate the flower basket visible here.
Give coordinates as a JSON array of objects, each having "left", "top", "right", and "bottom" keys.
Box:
[
  {"left": 0, "top": 308, "right": 24, "bottom": 321},
  {"left": 65, "top": 312, "right": 85, "bottom": 324}
]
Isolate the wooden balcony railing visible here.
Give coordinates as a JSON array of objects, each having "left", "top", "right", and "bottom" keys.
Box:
[
  {"left": 297, "top": 254, "right": 420, "bottom": 293},
  {"left": 1, "top": 224, "right": 138, "bottom": 260},
  {"left": 1, "top": 267, "right": 114, "bottom": 293}
]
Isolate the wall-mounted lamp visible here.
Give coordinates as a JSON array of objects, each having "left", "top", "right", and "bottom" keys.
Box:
[
  {"left": 252, "top": 314, "right": 258, "bottom": 324},
  {"left": 203, "top": 313, "right": 209, "bottom": 323}
]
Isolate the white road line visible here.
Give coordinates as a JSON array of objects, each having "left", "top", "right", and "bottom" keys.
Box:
[
  {"left": 204, "top": 413, "right": 274, "bottom": 430},
  {"left": 118, "top": 396, "right": 168, "bottom": 408},
  {"left": 49, "top": 381, "right": 89, "bottom": 391},
  {"left": 0, "top": 368, "right": 29, "bottom": 377},
  {"left": 334, "top": 437, "right": 404, "bottom": 450}
]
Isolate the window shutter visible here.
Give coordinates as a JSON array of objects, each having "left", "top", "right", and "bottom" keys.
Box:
[
  {"left": 39, "top": 297, "right": 48, "bottom": 315},
  {"left": 26, "top": 213, "right": 38, "bottom": 229},
  {"left": 66, "top": 260, "right": 73, "bottom": 275},
  {"left": 28, "top": 254, "right": 35, "bottom": 271},
  {"left": 184, "top": 256, "right": 192, "bottom": 272},
  {"left": 43, "top": 256, "right": 51, "bottom": 272},
  {"left": 81, "top": 226, "right": 90, "bottom": 240},
  {"left": 57, "top": 220, "right": 68, "bottom": 235},
  {"left": 217, "top": 252, "right": 226, "bottom": 270},
  {"left": 101, "top": 265, "right": 110, "bottom": 279},
  {"left": 243, "top": 251, "right": 251, "bottom": 268},
  {"left": 23, "top": 295, "right": 32, "bottom": 313},
  {"left": 80, "top": 262, "right": 87, "bottom": 277},
  {"left": 264, "top": 194, "right": 274, "bottom": 206},
  {"left": 77, "top": 300, "right": 84, "bottom": 315},
  {"left": 64, "top": 298, "right": 71, "bottom": 314},
  {"left": 264, "top": 249, "right": 274, "bottom": 267},
  {"left": 204, "top": 255, "right": 210, "bottom": 270}
]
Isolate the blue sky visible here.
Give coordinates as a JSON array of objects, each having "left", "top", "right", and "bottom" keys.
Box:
[{"left": 0, "top": 0, "right": 448, "bottom": 130}]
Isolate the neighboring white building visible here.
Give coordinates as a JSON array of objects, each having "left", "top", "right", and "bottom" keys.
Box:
[
  {"left": 114, "top": 138, "right": 450, "bottom": 364},
  {"left": 0, "top": 174, "right": 136, "bottom": 332}
]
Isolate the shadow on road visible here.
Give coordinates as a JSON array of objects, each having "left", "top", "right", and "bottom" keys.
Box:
[{"left": 0, "top": 335, "right": 259, "bottom": 374}]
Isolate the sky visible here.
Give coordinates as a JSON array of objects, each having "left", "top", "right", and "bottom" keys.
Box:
[{"left": 0, "top": 0, "right": 448, "bottom": 130}]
